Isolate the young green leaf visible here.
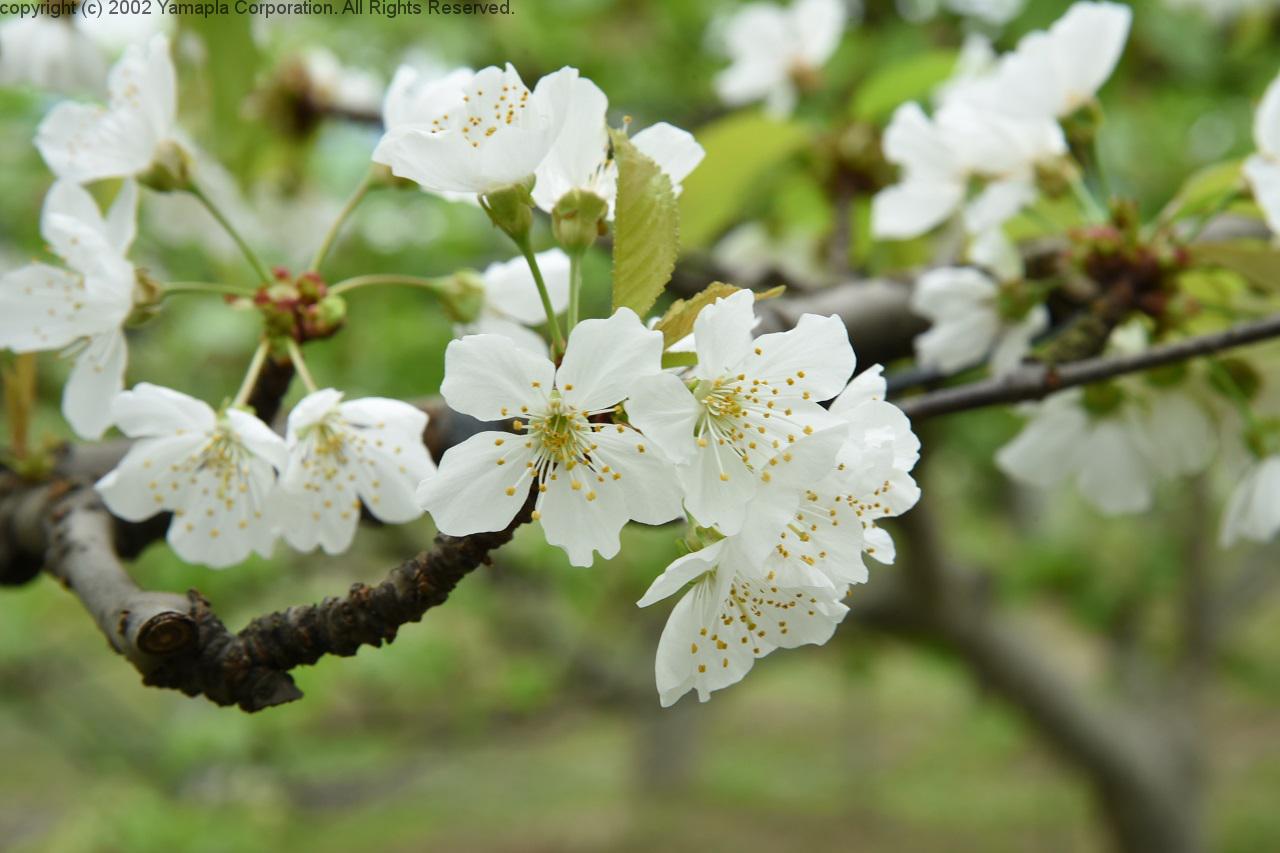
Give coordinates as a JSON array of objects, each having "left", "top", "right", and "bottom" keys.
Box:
[
  {"left": 610, "top": 128, "right": 680, "bottom": 318},
  {"left": 654, "top": 282, "right": 787, "bottom": 348}
]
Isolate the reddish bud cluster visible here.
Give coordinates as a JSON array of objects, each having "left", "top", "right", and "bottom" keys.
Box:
[{"left": 253, "top": 267, "right": 347, "bottom": 343}]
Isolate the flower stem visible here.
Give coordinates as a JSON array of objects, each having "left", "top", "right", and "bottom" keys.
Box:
[
  {"left": 514, "top": 237, "right": 566, "bottom": 356},
  {"left": 163, "top": 281, "right": 256, "bottom": 299},
  {"left": 233, "top": 340, "right": 271, "bottom": 409},
  {"left": 286, "top": 337, "right": 319, "bottom": 393},
  {"left": 188, "top": 181, "right": 272, "bottom": 284},
  {"left": 2, "top": 353, "right": 36, "bottom": 462},
  {"left": 310, "top": 171, "right": 374, "bottom": 273},
  {"left": 567, "top": 250, "right": 584, "bottom": 331},
  {"left": 329, "top": 273, "right": 454, "bottom": 296}
]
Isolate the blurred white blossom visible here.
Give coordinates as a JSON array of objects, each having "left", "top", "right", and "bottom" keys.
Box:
[{"left": 712, "top": 0, "right": 847, "bottom": 117}]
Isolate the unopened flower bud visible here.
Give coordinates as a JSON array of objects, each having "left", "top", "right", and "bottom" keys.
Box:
[
  {"left": 438, "top": 270, "right": 486, "bottom": 324},
  {"left": 482, "top": 178, "right": 537, "bottom": 243},
  {"left": 297, "top": 271, "right": 327, "bottom": 303},
  {"left": 552, "top": 189, "right": 609, "bottom": 253},
  {"left": 305, "top": 294, "right": 347, "bottom": 339}
]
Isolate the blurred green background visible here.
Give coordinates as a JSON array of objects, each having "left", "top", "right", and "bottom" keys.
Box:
[{"left": 3, "top": 0, "right": 1280, "bottom": 850}]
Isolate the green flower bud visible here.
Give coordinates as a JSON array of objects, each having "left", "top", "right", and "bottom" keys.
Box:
[
  {"left": 438, "top": 270, "right": 486, "bottom": 324},
  {"left": 552, "top": 189, "right": 609, "bottom": 253},
  {"left": 314, "top": 294, "right": 347, "bottom": 330},
  {"left": 482, "top": 178, "right": 537, "bottom": 243}
]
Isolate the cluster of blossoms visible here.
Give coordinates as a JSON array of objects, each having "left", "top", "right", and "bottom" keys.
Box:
[
  {"left": 874, "top": 2, "right": 1130, "bottom": 374},
  {"left": 419, "top": 290, "right": 919, "bottom": 705},
  {"left": 367, "top": 57, "right": 920, "bottom": 704}
]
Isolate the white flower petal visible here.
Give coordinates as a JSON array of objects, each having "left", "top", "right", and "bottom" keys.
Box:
[
  {"left": 995, "top": 392, "right": 1089, "bottom": 488},
  {"left": 440, "top": 333, "right": 555, "bottom": 421},
  {"left": 747, "top": 313, "right": 855, "bottom": 401},
  {"left": 1077, "top": 418, "right": 1154, "bottom": 515},
  {"left": 62, "top": 327, "right": 127, "bottom": 439},
  {"left": 679, "top": 438, "right": 755, "bottom": 533},
  {"left": 631, "top": 122, "right": 705, "bottom": 193},
  {"left": 557, "top": 308, "right": 662, "bottom": 412},
  {"left": 625, "top": 372, "right": 702, "bottom": 465},
  {"left": 590, "top": 426, "right": 684, "bottom": 526},
  {"left": 416, "top": 431, "right": 532, "bottom": 535},
  {"left": 1244, "top": 155, "right": 1280, "bottom": 236},
  {"left": 829, "top": 365, "right": 886, "bottom": 414},
  {"left": 110, "top": 382, "right": 216, "bottom": 437},
  {"left": 95, "top": 433, "right": 208, "bottom": 521},
  {"left": 480, "top": 249, "right": 570, "bottom": 326},
  {"left": 532, "top": 76, "right": 609, "bottom": 212},
  {"left": 0, "top": 264, "right": 110, "bottom": 352},
  {"left": 1220, "top": 456, "right": 1280, "bottom": 546},
  {"left": 871, "top": 179, "right": 965, "bottom": 240},
  {"left": 692, "top": 288, "right": 756, "bottom": 381},
  {"left": 638, "top": 540, "right": 723, "bottom": 607},
  {"left": 226, "top": 408, "right": 288, "bottom": 472},
  {"left": 652, "top": 572, "right": 758, "bottom": 706},
  {"left": 537, "top": 459, "right": 630, "bottom": 566},
  {"left": 36, "top": 101, "right": 151, "bottom": 183}
]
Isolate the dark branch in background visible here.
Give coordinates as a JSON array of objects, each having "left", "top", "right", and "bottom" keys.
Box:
[
  {"left": 854, "top": 482, "right": 1202, "bottom": 852},
  {"left": 897, "top": 312, "right": 1280, "bottom": 421},
  {"left": 246, "top": 355, "right": 296, "bottom": 425}
]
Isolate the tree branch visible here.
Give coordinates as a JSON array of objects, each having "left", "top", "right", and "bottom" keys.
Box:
[
  {"left": 143, "top": 502, "right": 531, "bottom": 711},
  {"left": 854, "top": 499, "right": 1203, "bottom": 852},
  {"left": 897, "top": 312, "right": 1280, "bottom": 421}
]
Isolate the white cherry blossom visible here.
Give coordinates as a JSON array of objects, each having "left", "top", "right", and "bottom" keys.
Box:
[
  {"left": 871, "top": 101, "right": 1065, "bottom": 240},
  {"left": 463, "top": 249, "right": 570, "bottom": 354},
  {"left": 301, "top": 49, "right": 384, "bottom": 115},
  {"left": 627, "top": 289, "right": 855, "bottom": 533},
  {"left": 96, "top": 384, "right": 286, "bottom": 569},
  {"left": 372, "top": 63, "right": 578, "bottom": 197},
  {"left": 713, "top": 0, "right": 847, "bottom": 117},
  {"left": 996, "top": 382, "right": 1216, "bottom": 516},
  {"left": 910, "top": 266, "right": 1048, "bottom": 375},
  {"left": 0, "top": 179, "right": 139, "bottom": 439},
  {"left": 276, "top": 390, "right": 435, "bottom": 555},
  {"left": 531, "top": 77, "right": 704, "bottom": 215},
  {"left": 1245, "top": 69, "right": 1280, "bottom": 235},
  {"left": 637, "top": 536, "right": 849, "bottom": 706},
  {"left": 950, "top": 1, "right": 1132, "bottom": 121},
  {"left": 0, "top": 17, "right": 107, "bottom": 94},
  {"left": 1220, "top": 452, "right": 1280, "bottom": 547},
  {"left": 36, "top": 34, "right": 184, "bottom": 185},
  {"left": 417, "top": 309, "right": 683, "bottom": 567}
]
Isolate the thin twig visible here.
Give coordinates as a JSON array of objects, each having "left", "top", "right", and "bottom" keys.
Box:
[{"left": 898, "top": 313, "right": 1280, "bottom": 421}]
